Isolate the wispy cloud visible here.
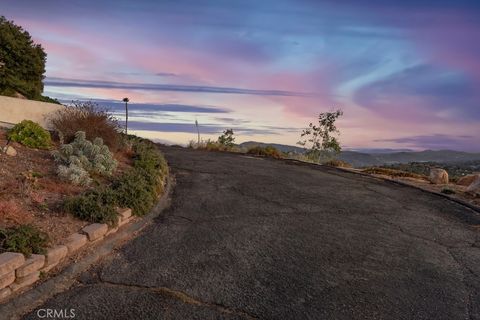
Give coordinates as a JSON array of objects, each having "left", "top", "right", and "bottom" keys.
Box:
[
  {"left": 128, "top": 121, "right": 299, "bottom": 136},
  {"left": 46, "top": 77, "right": 314, "bottom": 97},
  {"left": 375, "top": 134, "right": 479, "bottom": 151},
  {"left": 63, "top": 99, "right": 231, "bottom": 114}
]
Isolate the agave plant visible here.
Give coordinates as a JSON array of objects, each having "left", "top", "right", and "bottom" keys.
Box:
[{"left": 52, "top": 131, "right": 117, "bottom": 185}]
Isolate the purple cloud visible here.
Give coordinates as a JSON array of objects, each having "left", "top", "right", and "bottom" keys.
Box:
[{"left": 375, "top": 134, "right": 480, "bottom": 152}]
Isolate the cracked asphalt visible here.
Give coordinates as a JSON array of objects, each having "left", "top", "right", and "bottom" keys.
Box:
[{"left": 23, "top": 146, "right": 480, "bottom": 319}]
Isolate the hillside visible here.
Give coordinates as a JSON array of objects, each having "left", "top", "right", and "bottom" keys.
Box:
[{"left": 239, "top": 141, "right": 480, "bottom": 167}]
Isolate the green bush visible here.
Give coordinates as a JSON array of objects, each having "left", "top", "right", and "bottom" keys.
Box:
[
  {"left": 65, "top": 138, "right": 168, "bottom": 222},
  {"left": 7, "top": 120, "right": 51, "bottom": 149},
  {"left": 52, "top": 131, "right": 117, "bottom": 185},
  {"left": 218, "top": 129, "right": 235, "bottom": 148},
  {"left": 113, "top": 140, "right": 168, "bottom": 216},
  {"left": 0, "top": 225, "right": 49, "bottom": 256},
  {"left": 112, "top": 169, "right": 157, "bottom": 216},
  {"left": 64, "top": 188, "right": 118, "bottom": 225}
]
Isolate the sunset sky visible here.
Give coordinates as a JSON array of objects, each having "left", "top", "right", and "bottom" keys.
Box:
[{"left": 2, "top": 0, "right": 479, "bottom": 151}]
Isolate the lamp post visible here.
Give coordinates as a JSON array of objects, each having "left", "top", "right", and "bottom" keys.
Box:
[
  {"left": 195, "top": 119, "right": 200, "bottom": 146},
  {"left": 122, "top": 97, "right": 129, "bottom": 135}
]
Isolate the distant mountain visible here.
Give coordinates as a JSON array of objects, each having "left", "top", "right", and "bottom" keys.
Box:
[
  {"left": 239, "top": 141, "right": 480, "bottom": 167},
  {"left": 344, "top": 148, "right": 414, "bottom": 154}
]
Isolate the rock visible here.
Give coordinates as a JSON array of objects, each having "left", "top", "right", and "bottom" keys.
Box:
[
  {"left": 2, "top": 145, "right": 17, "bottom": 156},
  {"left": 466, "top": 176, "right": 480, "bottom": 195},
  {"left": 119, "top": 216, "right": 133, "bottom": 227},
  {"left": 106, "top": 227, "right": 119, "bottom": 236},
  {"left": 64, "top": 233, "right": 88, "bottom": 253},
  {"left": 16, "top": 254, "right": 45, "bottom": 278},
  {"left": 10, "top": 271, "right": 40, "bottom": 292},
  {"left": 457, "top": 174, "right": 480, "bottom": 186},
  {"left": 44, "top": 245, "right": 68, "bottom": 268},
  {"left": 0, "top": 252, "right": 25, "bottom": 277},
  {"left": 0, "top": 272, "right": 15, "bottom": 290},
  {"left": 429, "top": 168, "right": 449, "bottom": 184},
  {"left": 117, "top": 208, "right": 132, "bottom": 221},
  {"left": 0, "top": 287, "right": 11, "bottom": 301},
  {"left": 82, "top": 223, "right": 108, "bottom": 241}
]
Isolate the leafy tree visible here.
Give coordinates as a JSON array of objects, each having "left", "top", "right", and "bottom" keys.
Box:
[
  {"left": 298, "top": 109, "right": 343, "bottom": 162},
  {"left": 0, "top": 16, "right": 47, "bottom": 100},
  {"left": 218, "top": 129, "right": 235, "bottom": 148}
]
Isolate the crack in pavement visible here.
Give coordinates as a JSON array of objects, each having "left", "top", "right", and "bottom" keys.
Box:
[
  {"left": 446, "top": 248, "right": 474, "bottom": 320},
  {"left": 372, "top": 214, "right": 475, "bottom": 249},
  {"left": 372, "top": 214, "right": 478, "bottom": 319},
  {"left": 94, "top": 279, "right": 258, "bottom": 320}
]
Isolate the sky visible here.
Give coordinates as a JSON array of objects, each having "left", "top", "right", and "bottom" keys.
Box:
[{"left": 2, "top": 0, "right": 480, "bottom": 151}]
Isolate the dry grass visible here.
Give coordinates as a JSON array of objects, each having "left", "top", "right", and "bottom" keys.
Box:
[
  {"left": 362, "top": 167, "right": 428, "bottom": 180},
  {"left": 323, "top": 159, "right": 352, "bottom": 168},
  {"left": 49, "top": 101, "right": 122, "bottom": 150},
  {"left": 246, "top": 146, "right": 283, "bottom": 159}
]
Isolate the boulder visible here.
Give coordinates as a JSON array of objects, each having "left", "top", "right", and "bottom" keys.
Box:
[
  {"left": 1, "top": 146, "right": 17, "bottom": 157},
  {"left": 429, "top": 168, "right": 449, "bottom": 184},
  {"left": 457, "top": 174, "right": 480, "bottom": 186},
  {"left": 466, "top": 176, "right": 480, "bottom": 195}
]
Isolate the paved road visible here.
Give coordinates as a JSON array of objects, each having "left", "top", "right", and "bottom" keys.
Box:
[{"left": 24, "top": 147, "right": 480, "bottom": 319}]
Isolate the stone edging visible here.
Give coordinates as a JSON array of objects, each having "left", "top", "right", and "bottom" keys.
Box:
[
  {"left": 0, "top": 174, "right": 173, "bottom": 319},
  {"left": 0, "top": 208, "right": 134, "bottom": 302}
]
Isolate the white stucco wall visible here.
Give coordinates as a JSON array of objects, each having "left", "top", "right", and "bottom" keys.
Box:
[{"left": 0, "top": 95, "right": 64, "bottom": 129}]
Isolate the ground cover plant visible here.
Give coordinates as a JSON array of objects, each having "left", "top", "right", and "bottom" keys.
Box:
[
  {"left": 7, "top": 120, "right": 51, "bottom": 149},
  {"left": 0, "top": 224, "right": 49, "bottom": 256}
]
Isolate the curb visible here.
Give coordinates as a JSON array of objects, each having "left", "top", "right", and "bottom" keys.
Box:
[
  {"left": 280, "top": 157, "right": 480, "bottom": 217},
  {"left": 0, "top": 174, "right": 174, "bottom": 319}
]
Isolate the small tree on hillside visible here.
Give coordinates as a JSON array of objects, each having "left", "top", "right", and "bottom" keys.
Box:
[
  {"left": 0, "top": 16, "right": 47, "bottom": 99},
  {"left": 218, "top": 129, "right": 235, "bottom": 148},
  {"left": 297, "top": 109, "right": 343, "bottom": 162}
]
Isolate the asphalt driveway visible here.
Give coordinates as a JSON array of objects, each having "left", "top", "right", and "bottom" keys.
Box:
[{"left": 23, "top": 146, "right": 480, "bottom": 319}]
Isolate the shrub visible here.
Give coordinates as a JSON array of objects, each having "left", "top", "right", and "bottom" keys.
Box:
[
  {"left": 7, "top": 120, "right": 51, "bottom": 149},
  {"left": 218, "top": 129, "right": 235, "bottom": 148},
  {"left": 111, "top": 169, "right": 157, "bottom": 216},
  {"left": 64, "top": 188, "right": 118, "bottom": 225},
  {"left": 50, "top": 101, "right": 121, "bottom": 150},
  {"left": 247, "top": 146, "right": 283, "bottom": 159},
  {"left": 113, "top": 140, "right": 168, "bottom": 215},
  {"left": 0, "top": 225, "right": 49, "bottom": 256},
  {"left": 52, "top": 131, "right": 117, "bottom": 185},
  {"left": 65, "top": 137, "right": 168, "bottom": 222},
  {"left": 323, "top": 159, "right": 352, "bottom": 168}
]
